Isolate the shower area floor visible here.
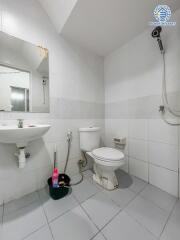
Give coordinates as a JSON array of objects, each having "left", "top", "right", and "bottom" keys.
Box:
[{"left": 0, "top": 170, "right": 179, "bottom": 240}]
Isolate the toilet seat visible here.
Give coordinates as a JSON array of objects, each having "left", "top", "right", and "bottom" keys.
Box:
[{"left": 92, "top": 147, "right": 124, "bottom": 162}]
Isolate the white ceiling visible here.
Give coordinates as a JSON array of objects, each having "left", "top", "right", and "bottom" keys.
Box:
[
  {"left": 39, "top": 0, "right": 180, "bottom": 56},
  {"left": 38, "top": 0, "right": 77, "bottom": 32}
]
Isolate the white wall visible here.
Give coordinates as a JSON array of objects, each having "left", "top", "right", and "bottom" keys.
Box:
[
  {"left": 104, "top": 9, "right": 180, "bottom": 197},
  {"left": 0, "top": 0, "right": 104, "bottom": 203}
]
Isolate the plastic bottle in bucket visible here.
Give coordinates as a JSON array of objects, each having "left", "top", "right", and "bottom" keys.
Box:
[{"left": 52, "top": 146, "right": 59, "bottom": 188}]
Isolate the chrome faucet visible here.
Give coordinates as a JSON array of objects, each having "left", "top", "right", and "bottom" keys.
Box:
[{"left": 17, "top": 119, "right": 24, "bottom": 128}]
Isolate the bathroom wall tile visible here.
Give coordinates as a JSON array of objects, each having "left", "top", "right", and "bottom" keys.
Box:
[
  {"left": 105, "top": 119, "right": 128, "bottom": 155},
  {"left": 128, "top": 119, "right": 147, "bottom": 140},
  {"left": 104, "top": 9, "right": 180, "bottom": 197},
  {"left": 128, "top": 95, "right": 162, "bottom": 119},
  {"left": 0, "top": 0, "right": 104, "bottom": 203},
  {"left": 148, "top": 141, "right": 178, "bottom": 171},
  {"left": 149, "top": 164, "right": 178, "bottom": 197},
  {"left": 129, "top": 139, "right": 147, "bottom": 162},
  {"left": 3, "top": 170, "right": 38, "bottom": 203},
  {"left": 0, "top": 205, "right": 3, "bottom": 219},
  {"left": 119, "top": 155, "right": 129, "bottom": 173},
  {"left": 34, "top": 165, "right": 52, "bottom": 190},
  {"left": 105, "top": 101, "right": 129, "bottom": 119},
  {"left": 0, "top": 0, "right": 2, "bottom": 31},
  {"left": 148, "top": 119, "right": 178, "bottom": 145},
  {"left": 25, "top": 139, "right": 52, "bottom": 171},
  {"left": 129, "top": 157, "right": 148, "bottom": 182}
]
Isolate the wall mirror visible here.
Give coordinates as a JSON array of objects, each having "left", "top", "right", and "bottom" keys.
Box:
[{"left": 0, "top": 31, "right": 49, "bottom": 113}]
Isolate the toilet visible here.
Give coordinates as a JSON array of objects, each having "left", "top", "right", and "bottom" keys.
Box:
[{"left": 79, "top": 127, "right": 125, "bottom": 190}]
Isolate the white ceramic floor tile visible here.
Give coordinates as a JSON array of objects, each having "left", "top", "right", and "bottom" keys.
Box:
[
  {"left": 103, "top": 188, "right": 136, "bottom": 208},
  {"left": 0, "top": 221, "right": 2, "bottom": 240},
  {"left": 0, "top": 205, "right": 3, "bottom": 219},
  {"left": 140, "top": 184, "right": 176, "bottom": 213},
  {"left": 38, "top": 188, "right": 78, "bottom": 222},
  {"left": 82, "top": 192, "right": 120, "bottom": 229},
  {"left": 160, "top": 200, "right": 180, "bottom": 240},
  {"left": 161, "top": 217, "right": 180, "bottom": 240},
  {"left": 103, "top": 211, "right": 156, "bottom": 240},
  {"left": 50, "top": 206, "right": 98, "bottom": 240},
  {"left": 83, "top": 170, "right": 94, "bottom": 179},
  {"left": 72, "top": 179, "right": 100, "bottom": 203},
  {"left": 129, "top": 176, "right": 147, "bottom": 193},
  {"left": 3, "top": 201, "right": 47, "bottom": 240},
  {"left": 4, "top": 192, "right": 39, "bottom": 216},
  {"left": 92, "top": 232, "right": 106, "bottom": 240},
  {"left": 126, "top": 196, "right": 169, "bottom": 237},
  {"left": 170, "top": 200, "right": 180, "bottom": 221},
  {"left": 24, "top": 226, "right": 53, "bottom": 240}
]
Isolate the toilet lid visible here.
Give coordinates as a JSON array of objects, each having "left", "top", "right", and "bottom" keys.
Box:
[{"left": 92, "top": 147, "right": 124, "bottom": 162}]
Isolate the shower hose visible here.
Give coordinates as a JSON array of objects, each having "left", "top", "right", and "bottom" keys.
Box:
[{"left": 161, "top": 52, "right": 180, "bottom": 126}]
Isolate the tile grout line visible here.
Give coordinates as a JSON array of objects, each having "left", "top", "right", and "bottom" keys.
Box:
[
  {"left": 122, "top": 182, "right": 176, "bottom": 239},
  {"left": 127, "top": 155, "right": 178, "bottom": 174},
  {"left": 46, "top": 194, "right": 79, "bottom": 224},
  {"left": 87, "top": 185, "right": 144, "bottom": 237},
  {"left": 75, "top": 173, "right": 149, "bottom": 238},
  {"left": 36, "top": 190, "right": 55, "bottom": 240},
  {"left": 178, "top": 125, "right": 180, "bottom": 199},
  {"left": 80, "top": 199, "right": 108, "bottom": 231},
  {"left": 159, "top": 198, "right": 178, "bottom": 238},
  {"left": 138, "top": 184, "right": 177, "bottom": 214},
  {"left": 124, "top": 209, "right": 158, "bottom": 239},
  {"left": 124, "top": 182, "right": 160, "bottom": 238},
  {"left": 22, "top": 225, "right": 47, "bottom": 240},
  {"left": 20, "top": 191, "right": 51, "bottom": 240},
  {"left": 147, "top": 119, "right": 150, "bottom": 184},
  {"left": 2, "top": 200, "right": 4, "bottom": 224}
]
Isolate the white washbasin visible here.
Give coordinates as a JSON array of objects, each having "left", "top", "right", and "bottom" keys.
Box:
[{"left": 0, "top": 124, "right": 51, "bottom": 147}]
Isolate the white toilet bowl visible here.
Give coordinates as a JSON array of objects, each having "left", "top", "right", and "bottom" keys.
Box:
[
  {"left": 79, "top": 127, "right": 125, "bottom": 190},
  {"left": 88, "top": 147, "right": 125, "bottom": 190}
]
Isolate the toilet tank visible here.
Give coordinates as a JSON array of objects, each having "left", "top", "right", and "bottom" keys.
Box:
[{"left": 79, "top": 127, "right": 100, "bottom": 152}]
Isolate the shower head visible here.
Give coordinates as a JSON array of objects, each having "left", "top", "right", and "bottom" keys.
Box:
[
  {"left": 152, "top": 26, "right": 162, "bottom": 38},
  {"left": 151, "top": 26, "right": 164, "bottom": 54}
]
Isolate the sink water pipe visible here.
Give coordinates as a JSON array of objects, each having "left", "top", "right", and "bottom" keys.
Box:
[
  {"left": 0, "top": 121, "right": 51, "bottom": 168},
  {"left": 14, "top": 147, "right": 31, "bottom": 168}
]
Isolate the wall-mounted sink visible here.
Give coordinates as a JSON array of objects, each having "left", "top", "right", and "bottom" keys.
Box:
[
  {"left": 0, "top": 124, "right": 51, "bottom": 147},
  {"left": 0, "top": 124, "right": 51, "bottom": 168}
]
